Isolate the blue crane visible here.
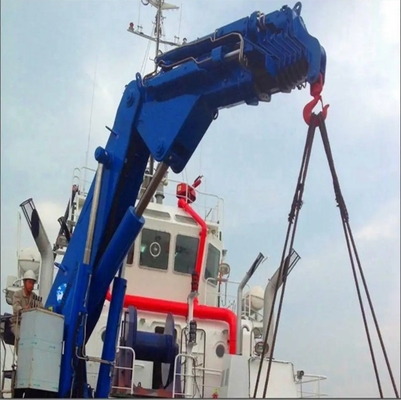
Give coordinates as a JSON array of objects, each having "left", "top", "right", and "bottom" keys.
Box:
[{"left": 40, "top": 2, "right": 326, "bottom": 397}]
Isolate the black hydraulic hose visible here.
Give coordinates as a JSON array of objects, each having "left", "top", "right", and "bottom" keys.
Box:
[
  {"left": 317, "top": 113, "right": 399, "bottom": 399},
  {"left": 253, "top": 119, "right": 317, "bottom": 397}
]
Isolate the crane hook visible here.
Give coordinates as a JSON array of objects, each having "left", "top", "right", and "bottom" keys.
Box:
[
  {"left": 303, "top": 95, "right": 329, "bottom": 125},
  {"left": 303, "top": 73, "right": 330, "bottom": 125}
]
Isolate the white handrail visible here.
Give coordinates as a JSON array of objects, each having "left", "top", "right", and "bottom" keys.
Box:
[
  {"left": 204, "top": 278, "right": 251, "bottom": 314},
  {"left": 143, "top": 172, "right": 224, "bottom": 226},
  {"left": 296, "top": 374, "right": 328, "bottom": 398},
  {"left": 172, "top": 353, "right": 224, "bottom": 398},
  {"left": 111, "top": 346, "right": 136, "bottom": 395}
]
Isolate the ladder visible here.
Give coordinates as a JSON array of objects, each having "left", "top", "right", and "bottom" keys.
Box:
[
  {"left": 0, "top": 315, "right": 17, "bottom": 399},
  {"left": 179, "top": 328, "right": 207, "bottom": 397}
]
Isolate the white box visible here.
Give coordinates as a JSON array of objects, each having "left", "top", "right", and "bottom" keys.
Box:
[
  {"left": 15, "top": 308, "right": 64, "bottom": 393},
  {"left": 219, "top": 354, "right": 250, "bottom": 398},
  {"left": 248, "top": 357, "right": 298, "bottom": 397}
]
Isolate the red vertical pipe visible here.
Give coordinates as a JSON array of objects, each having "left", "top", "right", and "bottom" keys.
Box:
[
  {"left": 105, "top": 195, "right": 237, "bottom": 354},
  {"left": 177, "top": 197, "right": 207, "bottom": 278}
]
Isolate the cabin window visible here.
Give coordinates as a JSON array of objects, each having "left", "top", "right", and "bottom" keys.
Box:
[
  {"left": 174, "top": 235, "right": 199, "bottom": 274},
  {"left": 139, "top": 229, "right": 170, "bottom": 270},
  {"left": 204, "top": 244, "right": 220, "bottom": 282}
]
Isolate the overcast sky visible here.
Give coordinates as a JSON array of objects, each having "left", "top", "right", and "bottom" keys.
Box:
[{"left": 1, "top": 0, "right": 400, "bottom": 397}]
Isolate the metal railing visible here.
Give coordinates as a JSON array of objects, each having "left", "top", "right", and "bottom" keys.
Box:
[
  {"left": 0, "top": 340, "right": 15, "bottom": 398},
  {"left": 0, "top": 314, "right": 19, "bottom": 399},
  {"left": 172, "top": 353, "right": 222, "bottom": 398},
  {"left": 144, "top": 173, "right": 224, "bottom": 227},
  {"left": 204, "top": 278, "right": 254, "bottom": 316},
  {"left": 67, "top": 166, "right": 96, "bottom": 229},
  {"left": 110, "top": 346, "right": 136, "bottom": 396},
  {"left": 68, "top": 168, "right": 224, "bottom": 227},
  {"left": 72, "top": 166, "right": 96, "bottom": 196},
  {"left": 296, "top": 374, "right": 328, "bottom": 398}
]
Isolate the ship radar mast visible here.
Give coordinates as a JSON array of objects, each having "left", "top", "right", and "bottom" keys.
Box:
[{"left": 128, "top": 0, "right": 183, "bottom": 200}]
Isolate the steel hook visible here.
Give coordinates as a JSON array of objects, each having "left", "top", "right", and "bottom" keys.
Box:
[
  {"left": 303, "top": 95, "right": 329, "bottom": 125},
  {"left": 303, "top": 73, "right": 329, "bottom": 125}
]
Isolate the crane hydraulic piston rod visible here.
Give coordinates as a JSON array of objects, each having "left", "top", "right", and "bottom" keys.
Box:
[{"left": 44, "top": 2, "right": 326, "bottom": 397}]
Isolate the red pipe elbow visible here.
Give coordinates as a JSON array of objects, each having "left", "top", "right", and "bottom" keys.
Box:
[{"left": 106, "top": 291, "right": 237, "bottom": 353}]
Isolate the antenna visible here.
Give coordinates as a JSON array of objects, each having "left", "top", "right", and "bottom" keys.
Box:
[
  {"left": 83, "top": 54, "right": 98, "bottom": 191},
  {"left": 127, "top": 1, "right": 180, "bottom": 49},
  {"left": 150, "top": 0, "right": 163, "bottom": 175},
  {"left": 154, "top": 0, "right": 162, "bottom": 63},
  {"left": 128, "top": 0, "right": 181, "bottom": 177}
]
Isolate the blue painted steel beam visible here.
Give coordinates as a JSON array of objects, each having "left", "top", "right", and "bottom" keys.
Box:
[
  {"left": 95, "top": 276, "right": 127, "bottom": 398},
  {"left": 44, "top": 2, "right": 326, "bottom": 397}
]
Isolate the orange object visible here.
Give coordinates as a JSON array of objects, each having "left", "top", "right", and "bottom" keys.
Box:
[{"left": 303, "top": 73, "right": 329, "bottom": 125}]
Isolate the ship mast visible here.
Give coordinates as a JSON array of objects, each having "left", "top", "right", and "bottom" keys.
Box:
[
  {"left": 128, "top": 0, "right": 180, "bottom": 176},
  {"left": 128, "top": 0, "right": 181, "bottom": 200},
  {"left": 150, "top": 0, "right": 179, "bottom": 175},
  {"left": 149, "top": 0, "right": 162, "bottom": 175}
]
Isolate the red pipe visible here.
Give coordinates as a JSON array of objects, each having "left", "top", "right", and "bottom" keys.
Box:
[
  {"left": 106, "top": 195, "right": 237, "bottom": 354},
  {"left": 177, "top": 198, "right": 207, "bottom": 278},
  {"left": 106, "top": 291, "right": 237, "bottom": 353}
]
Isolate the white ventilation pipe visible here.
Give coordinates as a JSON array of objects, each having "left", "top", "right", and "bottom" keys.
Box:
[
  {"left": 20, "top": 198, "right": 54, "bottom": 303},
  {"left": 262, "top": 266, "right": 282, "bottom": 358},
  {"left": 262, "top": 250, "right": 300, "bottom": 358},
  {"left": 236, "top": 252, "right": 266, "bottom": 354}
]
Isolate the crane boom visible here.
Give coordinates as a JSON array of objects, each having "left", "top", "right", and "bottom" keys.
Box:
[{"left": 43, "top": 2, "right": 326, "bottom": 397}]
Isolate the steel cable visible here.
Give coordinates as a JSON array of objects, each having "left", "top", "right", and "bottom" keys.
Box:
[
  {"left": 317, "top": 113, "right": 399, "bottom": 398},
  {"left": 253, "top": 119, "right": 318, "bottom": 397}
]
